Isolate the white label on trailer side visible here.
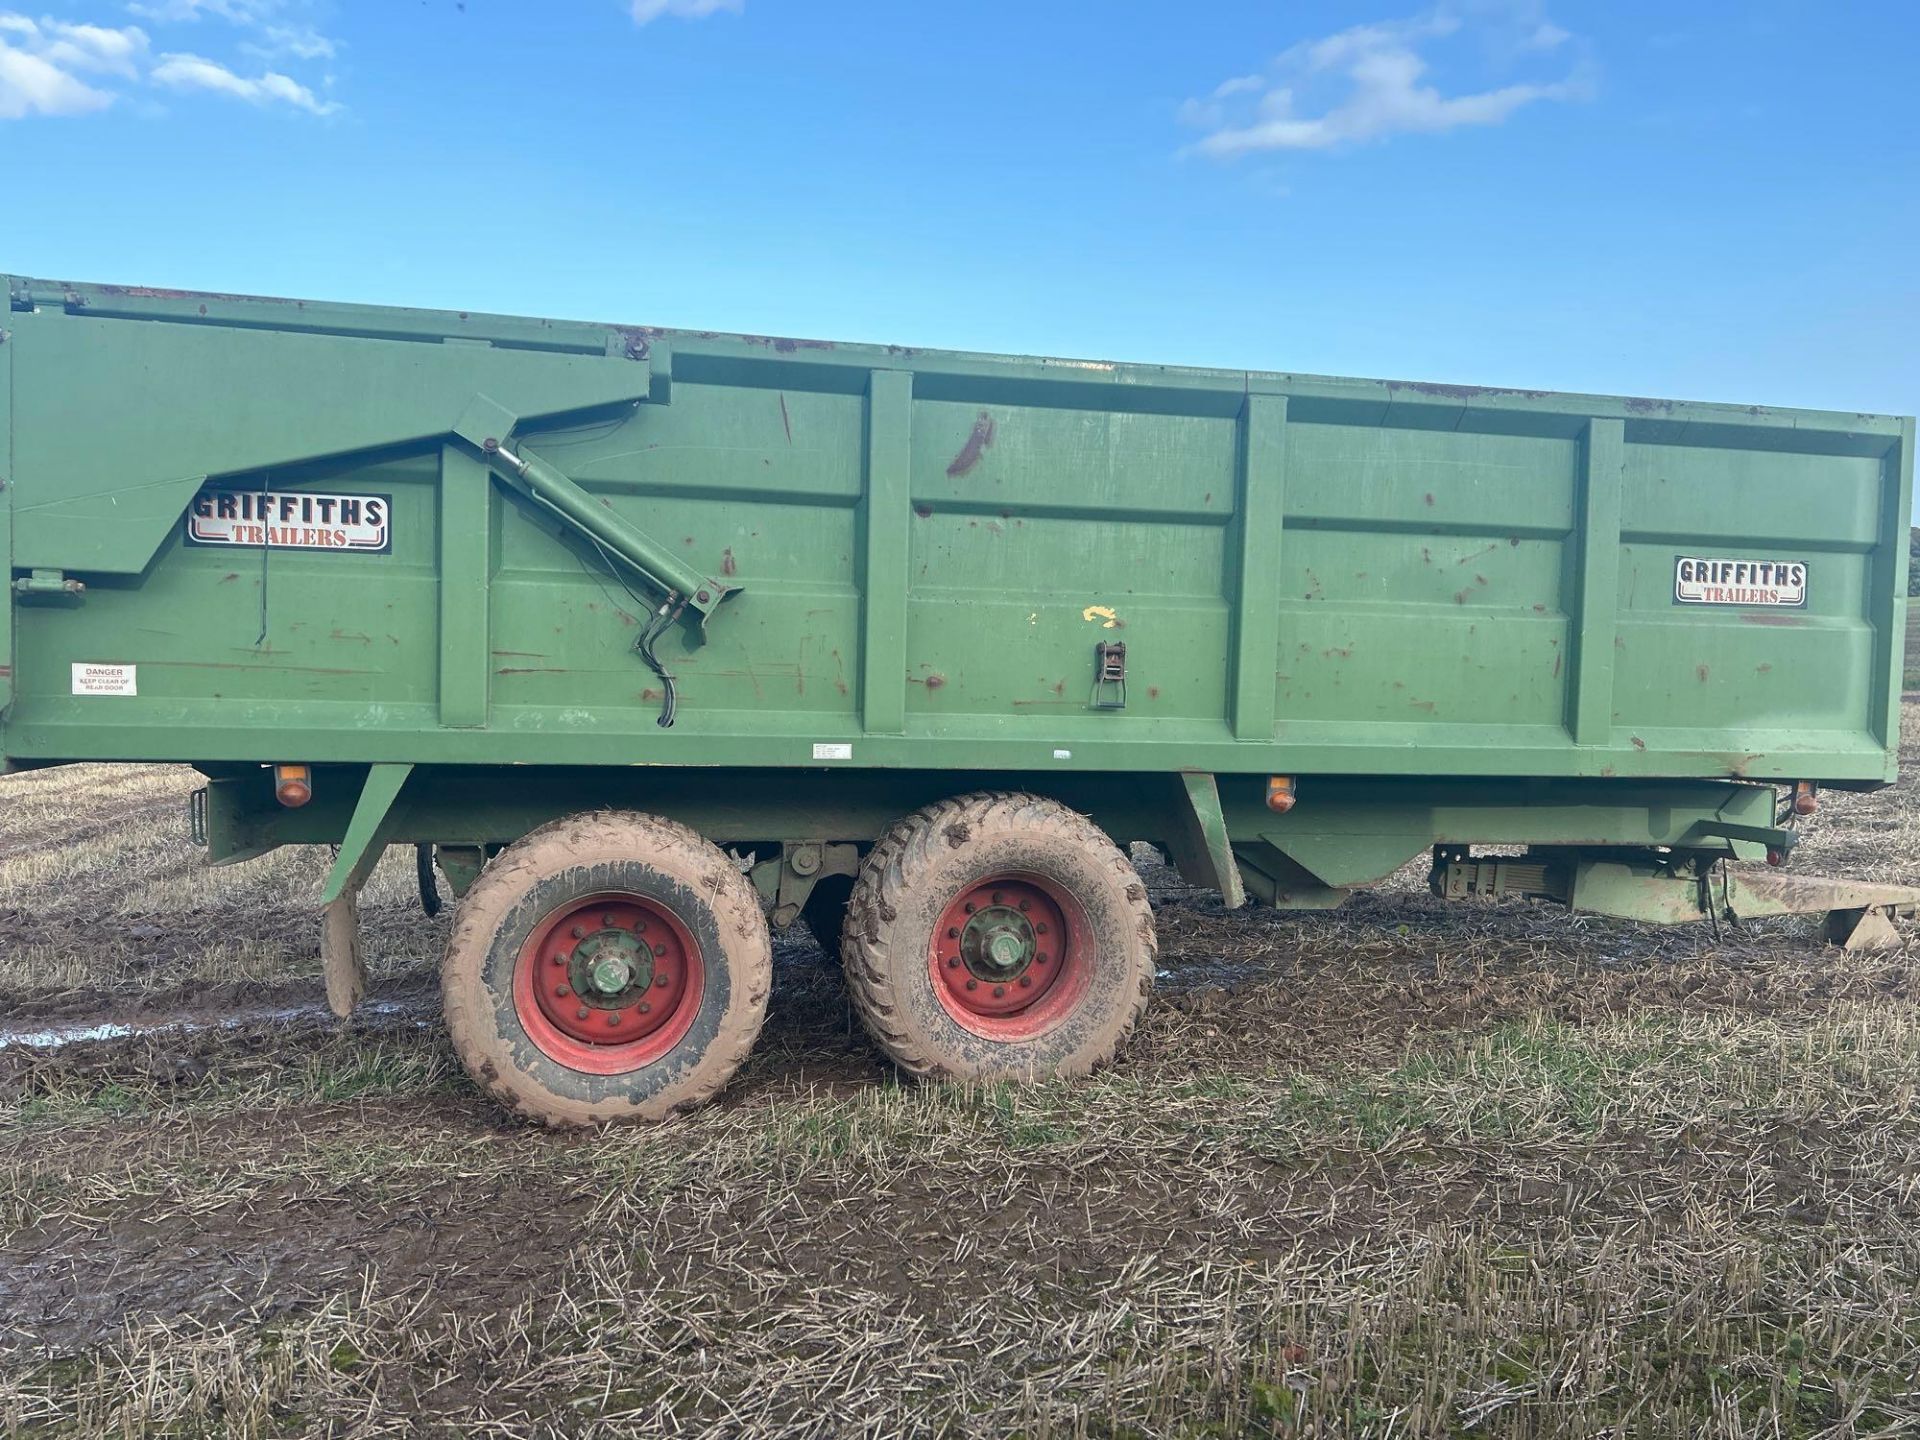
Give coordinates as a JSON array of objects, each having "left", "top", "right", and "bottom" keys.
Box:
[
  {"left": 72, "top": 663, "right": 137, "bottom": 696},
  {"left": 185, "top": 489, "right": 392, "bottom": 553},
  {"left": 812, "top": 743, "right": 853, "bottom": 761},
  {"left": 1674, "top": 556, "right": 1808, "bottom": 607}
]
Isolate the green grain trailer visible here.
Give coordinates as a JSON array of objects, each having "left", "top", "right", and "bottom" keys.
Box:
[{"left": 1, "top": 275, "right": 1913, "bottom": 1124}]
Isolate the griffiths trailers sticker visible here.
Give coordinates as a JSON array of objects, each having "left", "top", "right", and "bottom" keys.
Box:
[
  {"left": 1673, "top": 557, "right": 1807, "bottom": 608},
  {"left": 185, "top": 490, "right": 391, "bottom": 554}
]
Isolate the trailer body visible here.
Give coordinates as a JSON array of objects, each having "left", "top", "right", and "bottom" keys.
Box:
[{"left": 1, "top": 276, "right": 1914, "bottom": 1118}]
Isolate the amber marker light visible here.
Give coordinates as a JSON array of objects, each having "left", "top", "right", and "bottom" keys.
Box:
[
  {"left": 1266, "top": 776, "right": 1297, "bottom": 814},
  {"left": 274, "top": 764, "right": 313, "bottom": 808}
]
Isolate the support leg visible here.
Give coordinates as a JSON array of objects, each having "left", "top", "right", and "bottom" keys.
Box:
[{"left": 322, "top": 885, "right": 367, "bottom": 1018}]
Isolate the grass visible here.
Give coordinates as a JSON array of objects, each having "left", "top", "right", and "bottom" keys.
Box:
[{"left": 1, "top": 708, "right": 1918, "bottom": 1435}]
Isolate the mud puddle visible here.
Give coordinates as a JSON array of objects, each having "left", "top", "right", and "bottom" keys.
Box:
[{"left": 0, "top": 996, "right": 430, "bottom": 1052}]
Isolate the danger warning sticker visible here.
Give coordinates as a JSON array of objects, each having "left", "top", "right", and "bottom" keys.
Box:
[
  {"left": 1674, "top": 557, "right": 1808, "bottom": 608},
  {"left": 186, "top": 490, "right": 391, "bottom": 554},
  {"left": 72, "top": 663, "right": 136, "bottom": 696}
]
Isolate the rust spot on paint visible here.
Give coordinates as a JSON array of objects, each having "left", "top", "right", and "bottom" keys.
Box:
[
  {"left": 1552, "top": 653, "right": 1562, "bottom": 678},
  {"left": 1532, "top": 604, "right": 1547, "bottom": 613},
  {"left": 1424, "top": 493, "right": 1435, "bottom": 507},
  {"left": 1390, "top": 380, "right": 1553, "bottom": 402},
  {"left": 1696, "top": 664, "right": 1710, "bottom": 683},
  {"left": 1453, "top": 589, "right": 1471, "bottom": 605},
  {"left": 721, "top": 547, "right": 737, "bottom": 576},
  {"left": 925, "top": 673, "right": 946, "bottom": 690},
  {"left": 778, "top": 393, "right": 792, "bottom": 444},
  {"left": 1052, "top": 680, "right": 1066, "bottom": 697},
  {"left": 946, "top": 412, "right": 996, "bottom": 477},
  {"left": 219, "top": 572, "right": 240, "bottom": 583},
  {"left": 640, "top": 687, "right": 662, "bottom": 702},
  {"left": 1630, "top": 736, "right": 1646, "bottom": 750},
  {"left": 1147, "top": 686, "right": 1160, "bottom": 699},
  {"left": 1756, "top": 662, "right": 1773, "bottom": 674}
]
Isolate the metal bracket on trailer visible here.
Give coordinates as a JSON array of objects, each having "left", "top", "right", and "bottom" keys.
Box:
[
  {"left": 1436, "top": 847, "right": 1920, "bottom": 950},
  {"left": 750, "top": 843, "right": 861, "bottom": 929},
  {"left": 1163, "top": 773, "right": 1245, "bottom": 909}
]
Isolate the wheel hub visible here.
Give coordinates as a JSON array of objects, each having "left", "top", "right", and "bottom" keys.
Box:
[
  {"left": 575, "top": 928, "right": 653, "bottom": 1001},
  {"left": 961, "top": 906, "right": 1036, "bottom": 980}
]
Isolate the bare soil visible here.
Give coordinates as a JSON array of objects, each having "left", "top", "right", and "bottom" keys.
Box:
[{"left": 2, "top": 714, "right": 1919, "bottom": 1437}]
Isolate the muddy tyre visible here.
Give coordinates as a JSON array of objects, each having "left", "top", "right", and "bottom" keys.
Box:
[
  {"left": 442, "top": 811, "right": 771, "bottom": 1126},
  {"left": 800, "top": 873, "right": 854, "bottom": 961},
  {"left": 843, "top": 792, "right": 1155, "bottom": 1081}
]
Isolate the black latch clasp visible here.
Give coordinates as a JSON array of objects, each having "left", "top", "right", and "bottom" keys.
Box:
[{"left": 1091, "top": 641, "right": 1127, "bottom": 710}]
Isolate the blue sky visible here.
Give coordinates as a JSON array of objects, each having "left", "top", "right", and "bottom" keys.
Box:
[{"left": 3, "top": 0, "right": 1916, "bottom": 437}]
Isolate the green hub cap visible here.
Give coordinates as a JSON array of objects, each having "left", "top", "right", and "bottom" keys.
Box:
[
  {"left": 961, "top": 905, "right": 1037, "bottom": 980},
  {"left": 573, "top": 927, "right": 654, "bottom": 1003}
]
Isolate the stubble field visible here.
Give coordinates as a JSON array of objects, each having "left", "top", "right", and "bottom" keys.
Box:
[{"left": 1, "top": 706, "right": 1918, "bottom": 1437}]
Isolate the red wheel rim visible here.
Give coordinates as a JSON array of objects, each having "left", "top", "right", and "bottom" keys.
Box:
[
  {"left": 513, "top": 893, "right": 704, "bottom": 1074},
  {"left": 927, "top": 873, "right": 1092, "bottom": 1041}
]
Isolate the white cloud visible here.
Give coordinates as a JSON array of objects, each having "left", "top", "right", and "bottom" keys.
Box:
[
  {"left": 1183, "top": 4, "right": 1591, "bottom": 158},
  {"left": 0, "top": 2, "right": 340, "bottom": 120},
  {"left": 150, "top": 48, "right": 333, "bottom": 112},
  {"left": 632, "top": 0, "right": 740, "bottom": 23},
  {"left": 128, "top": 0, "right": 334, "bottom": 62},
  {"left": 0, "top": 12, "right": 147, "bottom": 116}
]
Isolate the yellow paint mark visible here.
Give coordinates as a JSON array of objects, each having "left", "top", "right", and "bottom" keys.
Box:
[
  {"left": 1082, "top": 605, "right": 1119, "bottom": 628},
  {"left": 1028, "top": 612, "right": 1039, "bottom": 626}
]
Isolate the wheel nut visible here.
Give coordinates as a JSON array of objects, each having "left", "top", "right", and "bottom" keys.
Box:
[
  {"left": 964, "top": 902, "right": 975, "bottom": 914},
  {"left": 635, "top": 918, "right": 647, "bottom": 932},
  {"left": 1019, "top": 975, "right": 1032, "bottom": 988},
  {"left": 655, "top": 975, "right": 670, "bottom": 988},
  {"left": 639, "top": 1000, "right": 652, "bottom": 1013},
  {"left": 992, "top": 985, "right": 1005, "bottom": 998},
  {"left": 653, "top": 943, "right": 667, "bottom": 958},
  {"left": 966, "top": 978, "right": 979, "bottom": 990},
  {"left": 1036, "top": 953, "right": 1048, "bottom": 964},
  {"left": 947, "top": 927, "right": 960, "bottom": 939},
  {"left": 604, "top": 914, "right": 619, "bottom": 928},
  {"left": 947, "top": 956, "right": 960, "bottom": 969},
  {"left": 992, "top": 891, "right": 1004, "bottom": 904},
  {"left": 551, "top": 954, "right": 566, "bottom": 966},
  {"left": 555, "top": 985, "right": 570, "bottom": 997},
  {"left": 571, "top": 925, "right": 585, "bottom": 939},
  {"left": 1018, "top": 899, "right": 1030, "bottom": 912},
  {"left": 576, "top": 1006, "right": 590, "bottom": 1020},
  {"left": 1035, "top": 923, "right": 1048, "bottom": 935},
  {"left": 607, "top": 1013, "right": 621, "bottom": 1026}
]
